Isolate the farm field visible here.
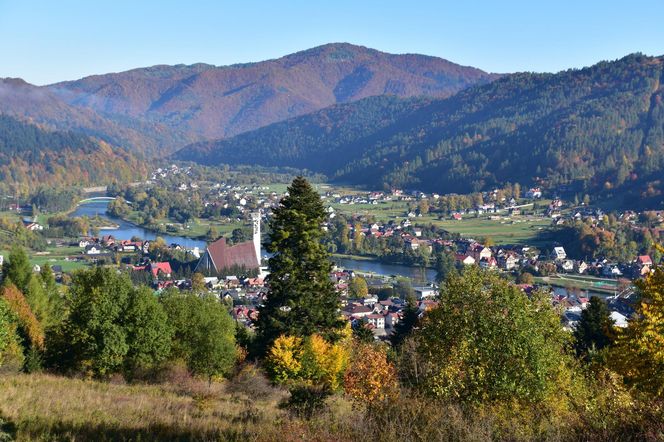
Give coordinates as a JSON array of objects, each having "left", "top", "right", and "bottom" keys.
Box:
[{"left": 427, "top": 216, "right": 553, "bottom": 245}]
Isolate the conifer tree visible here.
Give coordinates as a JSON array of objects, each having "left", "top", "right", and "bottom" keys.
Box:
[
  {"left": 256, "top": 177, "right": 344, "bottom": 354},
  {"left": 573, "top": 296, "right": 615, "bottom": 359},
  {"left": 390, "top": 295, "right": 419, "bottom": 348}
]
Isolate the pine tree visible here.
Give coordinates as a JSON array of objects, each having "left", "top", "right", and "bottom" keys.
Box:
[
  {"left": 390, "top": 295, "right": 419, "bottom": 348},
  {"left": 256, "top": 177, "right": 344, "bottom": 354},
  {"left": 573, "top": 296, "right": 615, "bottom": 359}
]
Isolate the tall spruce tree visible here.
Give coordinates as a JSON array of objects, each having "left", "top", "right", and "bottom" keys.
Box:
[
  {"left": 256, "top": 177, "right": 344, "bottom": 354},
  {"left": 390, "top": 295, "right": 419, "bottom": 348},
  {"left": 573, "top": 296, "right": 615, "bottom": 359}
]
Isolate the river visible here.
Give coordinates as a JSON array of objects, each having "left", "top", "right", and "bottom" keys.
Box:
[
  {"left": 70, "top": 202, "right": 206, "bottom": 249},
  {"left": 71, "top": 201, "right": 436, "bottom": 282}
]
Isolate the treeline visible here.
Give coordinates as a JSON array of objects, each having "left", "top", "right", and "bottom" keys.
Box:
[
  {"left": 0, "top": 114, "right": 146, "bottom": 191},
  {"left": 0, "top": 247, "right": 237, "bottom": 381},
  {"left": 177, "top": 54, "right": 664, "bottom": 207},
  {"left": 545, "top": 215, "right": 664, "bottom": 262}
]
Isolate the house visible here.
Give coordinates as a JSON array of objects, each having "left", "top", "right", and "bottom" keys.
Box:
[
  {"left": 469, "top": 244, "right": 492, "bottom": 261},
  {"left": 479, "top": 256, "right": 498, "bottom": 270},
  {"left": 637, "top": 255, "right": 653, "bottom": 275},
  {"left": 385, "top": 312, "right": 400, "bottom": 328},
  {"left": 576, "top": 261, "right": 589, "bottom": 274},
  {"left": 364, "top": 314, "right": 385, "bottom": 329},
  {"left": 24, "top": 222, "right": 43, "bottom": 231},
  {"left": 603, "top": 265, "right": 623, "bottom": 277},
  {"left": 526, "top": 187, "right": 542, "bottom": 199},
  {"left": 85, "top": 245, "right": 101, "bottom": 255},
  {"left": 500, "top": 254, "right": 519, "bottom": 271},
  {"left": 149, "top": 262, "right": 172, "bottom": 279},
  {"left": 456, "top": 254, "right": 476, "bottom": 266},
  {"left": 414, "top": 286, "right": 438, "bottom": 300},
  {"left": 551, "top": 246, "right": 567, "bottom": 261},
  {"left": 343, "top": 304, "right": 373, "bottom": 318},
  {"left": 560, "top": 260, "right": 575, "bottom": 272}
]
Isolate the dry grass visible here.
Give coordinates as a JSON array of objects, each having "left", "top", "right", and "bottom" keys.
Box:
[{"left": 0, "top": 371, "right": 290, "bottom": 441}]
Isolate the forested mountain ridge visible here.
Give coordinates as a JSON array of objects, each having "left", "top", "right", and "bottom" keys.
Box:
[
  {"left": 176, "top": 53, "right": 664, "bottom": 206},
  {"left": 47, "top": 43, "right": 498, "bottom": 144},
  {"left": 173, "top": 95, "right": 434, "bottom": 172},
  {"left": 0, "top": 114, "right": 147, "bottom": 190},
  {"left": 0, "top": 78, "right": 193, "bottom": 156}
]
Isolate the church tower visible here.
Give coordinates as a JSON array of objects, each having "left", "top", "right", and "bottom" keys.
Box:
[{"left": 251, "top": 212, "right": 261, "bottom": 264}]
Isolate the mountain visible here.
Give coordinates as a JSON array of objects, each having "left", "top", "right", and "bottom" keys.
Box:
[
  {"left": 175, "top": 54, "right": 664, "bottom": 206},
  {"left": 0, "top": 114, "right": 146, "bottom": 190},
  {"left": 48, "top": 43, "right": 498, "bottom": 145},
  {"left": 0, "top": 78, "right": 192, "bottom": 156}
]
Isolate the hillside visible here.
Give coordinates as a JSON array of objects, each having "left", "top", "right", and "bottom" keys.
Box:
[
  {"left": 0, "top": 114, "right": 147, "bottom": 189},
  {"left": 0, "top": 78, "right": 193, "bottom": 157},
  {"left": 48, "top": 43, "right": 498, "bottom": 142},
  {"left": 176, "top": 54, "right": 664, "bottom": 206}
]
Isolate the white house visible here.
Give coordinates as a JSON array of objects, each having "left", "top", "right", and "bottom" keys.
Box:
[
  {"left": 364, "top": 314, "right": 385, "bottom": 329},
  {"left": 551, "top": 246, "right": 567, "bottom": 261},
  {"left": 414, "top": 287, "right": 438, "bottom": 300}
]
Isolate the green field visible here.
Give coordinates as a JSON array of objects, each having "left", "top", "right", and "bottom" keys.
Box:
[
  {"left": 1, "top": 244, "right": 89, "bottom": 272},
  {"left": 535, "top": 274, "right": 621, "bottom": 294},
  {"left": 427, "top": 216, "right": 552, "bottom": 245}
]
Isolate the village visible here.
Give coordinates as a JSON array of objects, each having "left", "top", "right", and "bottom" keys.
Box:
[{"left": 18, "top": 174, "right": 657, "bottom": 344}]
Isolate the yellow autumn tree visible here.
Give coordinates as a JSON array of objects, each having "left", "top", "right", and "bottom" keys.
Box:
[
  {"left": 344, "top": 342, "right": 398, "bottom": 403},
  {"left": 611, "top": 247, "right": 664, "bottom": 396},
  {"left": 266, "top": 335, "right": 303, "bottom": 383},
  {"left": 266, "top": 333, "right": 350, "bottom": 392}
]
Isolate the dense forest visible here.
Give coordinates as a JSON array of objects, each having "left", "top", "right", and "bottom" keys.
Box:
[
  {"left": 0, "top": 114, "right": 147, "bottom": 191},
  {"left": 177, "top": 54, "right": 664, "bottom": 207}
]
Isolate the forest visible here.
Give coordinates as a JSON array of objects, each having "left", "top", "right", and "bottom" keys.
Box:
[
  {"left": 176, "top": 54, "right": 664, "bottom": 208},
  {"left": 0, "top": 115, "right": 146, "bottom": 192}
]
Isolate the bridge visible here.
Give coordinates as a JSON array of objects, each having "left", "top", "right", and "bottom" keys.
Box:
[{"left": 77, "top": 196, "right": 117, "bottom": 204}]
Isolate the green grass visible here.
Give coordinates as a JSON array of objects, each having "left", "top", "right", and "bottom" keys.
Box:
[
  {"left": 426, "top": 215, "right": 552, "bottom": 245},
  {"left": 1, "top": 244, "right": 89, "bottom": 272},
  {"left": 534, "top": 274, "right": 620, "bottom": 293}
]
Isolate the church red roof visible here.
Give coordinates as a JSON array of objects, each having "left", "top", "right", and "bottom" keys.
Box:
[{"left": 206, "top": 238, "right": 259, "bottom": 271}]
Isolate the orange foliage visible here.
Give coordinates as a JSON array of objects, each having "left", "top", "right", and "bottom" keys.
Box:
[
  {"left": 1, "top": 284, "right": 44, "bottom": 349},
  {"left": 344, "top": 342, "right": 398, "bottom": 403}
]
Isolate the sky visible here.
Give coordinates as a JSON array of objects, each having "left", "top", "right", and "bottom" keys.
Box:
[{"left": 1, "top": 0, "right": 663, "bottom": 85}]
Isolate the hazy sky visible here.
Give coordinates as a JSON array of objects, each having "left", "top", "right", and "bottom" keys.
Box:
[{"left": 1, "top": 0, "right": 663, "bottom": 85}]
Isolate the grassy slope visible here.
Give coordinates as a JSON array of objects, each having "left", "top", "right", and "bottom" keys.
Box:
[{"left": 0, "top": 372, "right": 297, "bottom": 441}]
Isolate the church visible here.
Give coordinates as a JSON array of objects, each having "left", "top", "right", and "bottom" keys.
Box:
[{"left": 195, "top": 213, "right": 261, "bottom": 274}]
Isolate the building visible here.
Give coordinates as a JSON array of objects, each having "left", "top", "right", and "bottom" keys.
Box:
[{"left": 195, "top": 212, "right": 261, "bottom": 274}]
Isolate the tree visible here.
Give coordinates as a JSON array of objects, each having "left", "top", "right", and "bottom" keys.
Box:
[
  {"left": 573, "top": 296, "right": 615, "bottom": 360},
  {"left": 344, "top": 342, "right": 398, "bottom": 403},
  {"left": 390, "top": 295, "right": 419, "bottom": 348},
  {"left": 48, "top": 268, "right": 171, "bottom": 378},
  {"left": 2, "top": 246, "right": 32, "bottom": 292},
  {"left": 352, "top": 222, "right": 363, "bottom": 253},
  {"left": 161, "top": 291, "right": 236, "bottom": 381},
  {"left": 266, "top": 333, "right": 349, "bottom": 392},
  {"left": 256, "top": 177, "right": 344, "bottom": 354},
  {"left": 352, "top": 323, "right": 375, "bottom": 343},
  {"left": 123, "top": 286, "right": 173, "bottom": 376},
  {"left": 0, "top": 298, "right": 23, "bottom": 370},
  {"left": 518, "top": 272, "right": 534, "bottom": 284},
  {"left": 348, "top": 276, "right": 368, "bottom": 298},
  {"left": 24, "top": 274, "right": 49, "bottom": 327},
  {"left": 191, "top": 272, "right": 206, "bottom": 293},
  {"left": 408, "top": 267, "right": 571, "bottom": 403},
  {"left": 610, "top": 262, "right": 664, "bottom": 396},
  {"left": 230, "top": 228, "right": 247, "bottom": 244},
  {"left": 435, "top": 249, "right": 457, "bottom": 283}
]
